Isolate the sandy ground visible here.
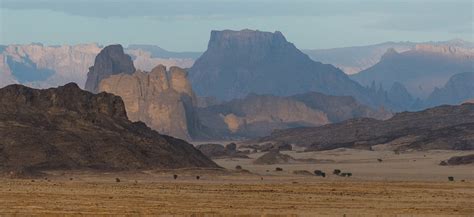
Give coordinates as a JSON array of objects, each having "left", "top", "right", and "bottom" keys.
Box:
[{"left": 1, "top": 149, "right": 473, "bottom": 216}]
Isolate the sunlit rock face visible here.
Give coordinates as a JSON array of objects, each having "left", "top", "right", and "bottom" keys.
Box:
[{"left": 99, "top": 65, "right": 201, "bottom": 140}]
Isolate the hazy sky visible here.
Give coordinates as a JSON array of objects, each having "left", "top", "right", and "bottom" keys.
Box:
[{"left": 1, "top": 0, "right": 472, "bottom": 51}]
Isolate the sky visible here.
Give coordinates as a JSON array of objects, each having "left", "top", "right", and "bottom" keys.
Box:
[{"left": 0, "top": 0, "right": 472, "bottom": 51}]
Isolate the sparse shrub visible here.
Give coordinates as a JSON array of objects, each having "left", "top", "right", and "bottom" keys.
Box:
[
  {"left": 333, "top": 169, "right": 341, "bottom": 175},
  {"left": 196, "top": 176, "right": 200, "bottom": 180},
  {"left": 439, "top": 161, "right": 448, "bottom": 166},
  {"left": 275, "top": 167, "right": 283, "bottom": 171},
  {"left": 377, "top": 158, "right": 383, "bottom": 162},
  {"left": 115, "top": 178, "right": 120, "bottom": 183},
  {"left": 69, "top": 178, "right": 73, "bottom": 181},
  {"left": 235, "top": 165, "right": 242, "bottom": 170},
  {"left": 321, "top": 172, "right": 326, "bottom": 177},
  {"left": 347, "top": 173, "right": 352, "bottom": 177},
  {"left": 448, "top": 176, "right": 454, "bottom": 181},
  {"left": 314, "top": 170, "right": 324, "bottom": 176},
  {"left": 173, "top": 174, "right": 178, "bottom": 180}
]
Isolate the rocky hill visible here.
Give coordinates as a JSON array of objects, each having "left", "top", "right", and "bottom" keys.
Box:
[
  {"left": 0, "top": 83, "right": 218, "bottom": 173},
  {"left": 351, "top": 44, "right": 474, "bottom": 99},
  {"left": 99, "top": 64, "right": 206, "bottom": 140},
  {"left": 258, "top": 103, "right": 474, "bottom": 151},
  {"left": 188, "top": 29, "right": 388, "bottom": 108},
  {"left": 198, "top": 92, "right": 391, "bottom": 138}
]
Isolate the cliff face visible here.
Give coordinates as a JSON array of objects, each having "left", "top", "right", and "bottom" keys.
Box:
[
  {"left": 85, "top": 45, "right": 136, "bottom": 93},
  {"left": 0, "top": 83, "right": 218, "bottom": 172},
  {"left": 189, "top": 29, "right": 387, "bottom": 108},
  {"left": 259, "top": 103, "right": 474, "bottom": 151},
  {"left": 99, "top": 65, "right": 202, "bottom": 140},
  {"left": 198, "top": 92, "right": 391, "bottom": 138}
]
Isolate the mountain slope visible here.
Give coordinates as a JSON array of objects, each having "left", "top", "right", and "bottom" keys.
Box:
[
  {"left": 189, "top": 29, "right": 387, "bottom": 108},
  {"left": 0, "top": 83, "right": 218, "bottom": 172}
]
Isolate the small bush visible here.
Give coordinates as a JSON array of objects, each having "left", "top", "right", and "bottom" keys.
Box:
[
  {"left": 275, "top": 167, "right": 283, "bottom": 171},
  {"left": 333, "top": 169, "right": 341, "bottom": 175},
  {"left": 439, "top": 161, "right": 448, "bottom": 166},
  {"left": 235, "top": 165, "right": 242, "bottom": 170},
  {"left": 173, "top": 174, "right": 178, "bottom": 180},
  {"left": 448, "top": 176, "right": 454, "bottom": 181},
  {"left": 377, "top": 158, "right": 383, "bottom": 162},
  {"left": 115, "top": 178, "right": 121, "bottom": 183},
  {"left": 314, "top": 170, "right": 324, "bottom": 176},
  {"left": 196, "top": 176, "right": 200, "bottom": 180}
]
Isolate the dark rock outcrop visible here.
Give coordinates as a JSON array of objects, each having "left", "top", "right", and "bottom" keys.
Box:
[
  {"left": 195, "top": 143, "right": 249, "bottom": 159},
  {"left": 440, "top": 154, "right": 474, "bottom": 166},
  {"left": 189, "top": 29, "right": 388, "bottom": 108},
  {"left": 85, "top": 45, "right": 136, "bottom": 93},
  {"left": 0, "top": 83, "right": 218, "bottom": 173},
  {"left": 258, "top": 103, "right": 474, "bottom": 151}
]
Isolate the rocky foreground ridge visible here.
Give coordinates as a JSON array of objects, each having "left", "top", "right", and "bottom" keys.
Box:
[
  {"left": 0, "top": 83, "right": 218, "bottom": 173},
  {"left": 258, "top": 103, "right": 474, "bottom": 151}
]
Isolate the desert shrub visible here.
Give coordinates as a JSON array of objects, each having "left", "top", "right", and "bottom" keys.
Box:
[
  {"left": 314, "top": 170, "right": 324, "bottom": 176},
  {"left": 196, "top": 176, "right": 200, "bottom": 180},
  {"left": 347, "top": 173, "right": 352, "bottom": 177},
  {"left": 377, "top": 158, "right": 383, "bottom": 162},
  {"left": 115, "top": 178, "right": 121, "bottom": 183},
  {"left": 448, "top": 176, "right": 454, "bottom": 181},
  {"left": 333, "top": 169, "right": 341, "bottom": 175},
  {"left": 439, "top": 161, "right": 448, "bottom": 166},
  {"left": 173, "top": 174, "right": 178, "bottom": 179},
  {"left": 235, "top": 165, "right": 242, "bottom": 170},
  {"left": 275, "top": 167, "right": 283, "bottom": 171}
]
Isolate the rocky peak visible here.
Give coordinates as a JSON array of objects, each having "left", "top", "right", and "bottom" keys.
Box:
[{"left": 85, "top": 44, "right": 136, "bottom": 93}]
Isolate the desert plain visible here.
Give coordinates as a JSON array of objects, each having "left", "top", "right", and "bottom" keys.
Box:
[{"left": 1, "top": 148, "right": 473, "bottom": 216}]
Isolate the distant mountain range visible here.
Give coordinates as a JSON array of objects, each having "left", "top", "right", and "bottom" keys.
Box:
[
  {"left": 304, "top": 39, "right": 473, "bottom": 74},
  {"left": 351, "top": 44, "right": 474, "bottom": 99},
  {"left": 0, "top": 43, "right": 198, "bottom": 88}
]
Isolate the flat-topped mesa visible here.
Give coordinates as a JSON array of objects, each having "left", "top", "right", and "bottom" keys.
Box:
[
  {"left": 85, "top": 44, "right": 136, "bottom": 93},
  {"left": 0, "top": 82, "right": 127, "bottom": 120},
  {"left": 99, "top": 65, "right": 200, "bottom": 140}
]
